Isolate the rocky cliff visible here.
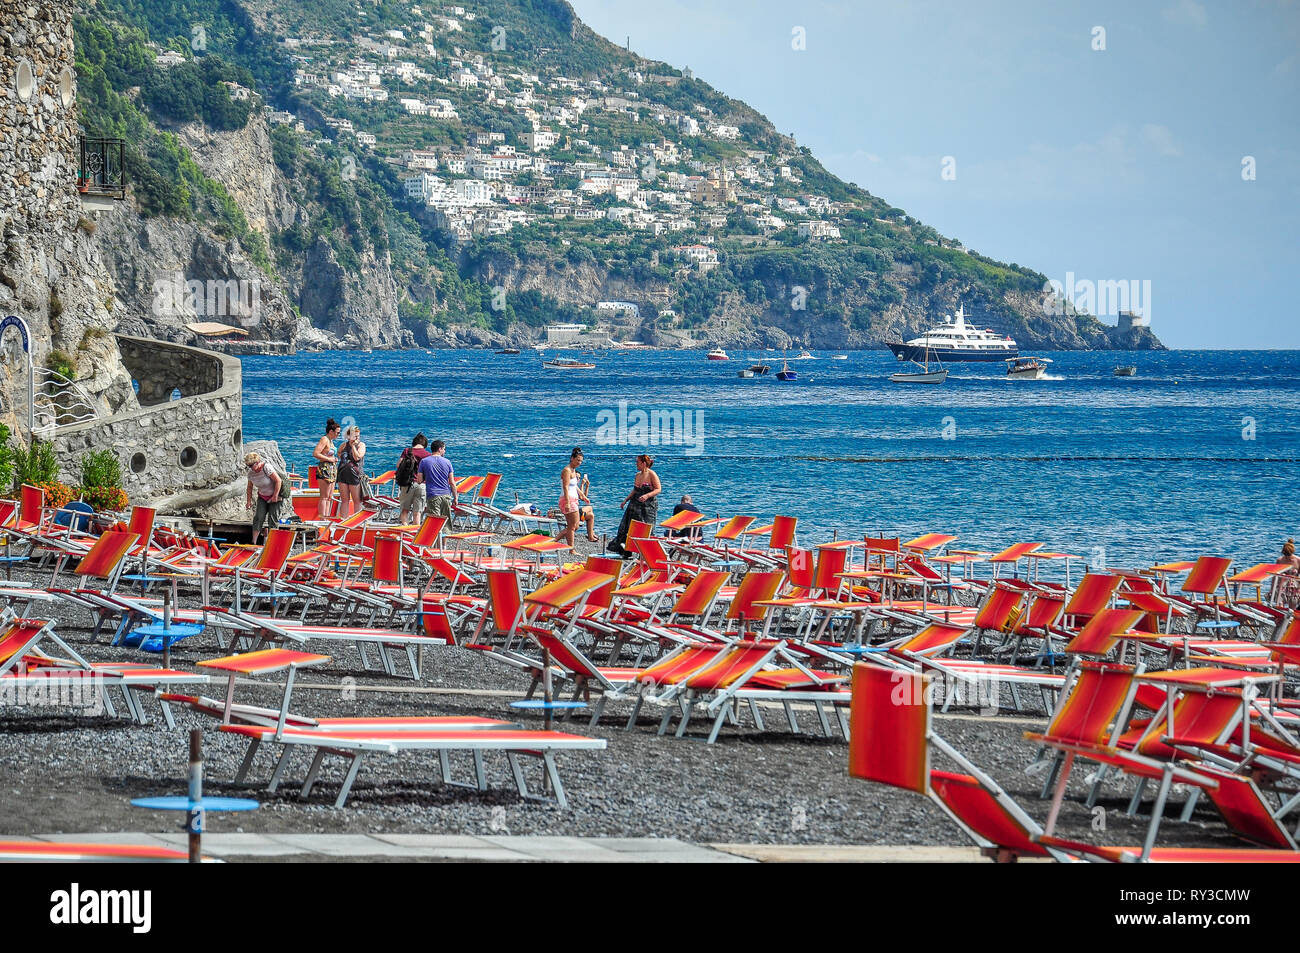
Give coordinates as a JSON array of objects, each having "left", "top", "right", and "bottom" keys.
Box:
[
  {"left": 88, "top": 108, "right": 409, "bottom": 349},
  {"left": 70, "top": 0, "right": 1166, "bottom": 354},
  {"left": 0, "top": 1, "right": 137, "bottom": 438}
]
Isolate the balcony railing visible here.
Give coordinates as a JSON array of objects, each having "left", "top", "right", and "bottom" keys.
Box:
[{"left": 78, "top": 137, "right": 126, "bottom": 200}]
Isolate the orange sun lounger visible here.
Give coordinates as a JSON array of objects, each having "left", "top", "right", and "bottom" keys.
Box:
[{"left": 848, "top": 663, "right": 1300, "bottom": 863}]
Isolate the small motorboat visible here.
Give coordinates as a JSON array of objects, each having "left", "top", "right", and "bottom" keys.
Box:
[
  {"left": 890, "top": 349, "right": 947, "bottom": 384},
  {"left": 775, "top": 361, "right": 798, "bottom": 382},
  {"left": 543, "top": 358, "right": 596, "bottom": 370},
  {"left": 496, "top": 347, "right": 521, "bottom": 355},
  {"left": 793, "top": 350, "right": 815, "bottom": 360},
  {"left": 1113, "top": 365, "right": 1137, "bottom": 377},
  {"left": 737, "top": 369, "right": 754, "bottom": 378},
  {"left": 750, "top": 363, "right": 770, "bottom": 376},
  {"left": 707, "top": 347, "right": 730, "bottom": 361},
  {"left": 832, "top": 354, "right": 848, "bottom": 360},
  {"left": 1005, "top": 356, "right": 1052, "bottom": 380}
]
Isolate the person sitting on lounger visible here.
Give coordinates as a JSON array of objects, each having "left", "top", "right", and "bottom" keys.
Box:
[{"left": 670, "top": 495, "right": 703, "bottom": 540}]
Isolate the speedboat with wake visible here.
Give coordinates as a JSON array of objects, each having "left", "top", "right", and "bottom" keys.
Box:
[{"left": 1005, "top": 356, "right": 1052, "bottom": 380}]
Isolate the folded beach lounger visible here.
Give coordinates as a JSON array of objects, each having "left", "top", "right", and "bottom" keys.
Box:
[
  {"left": 0, "top": 584, "right": 61, "bottom": 616},
  {"left": 847, "top": 663, "right": 1300, "bottom": 863},
  {"left": 165, "top": 659, "right": 521, "bottom": 784},
  {"left": 219, "top": 723, "right": 606, "bottom": 808},
  {"left": 0, "top": 840, "right": 214, "bottom": 863},
  {"left": 1026, "top": 662, "right": 1296, "bottom": 854}
]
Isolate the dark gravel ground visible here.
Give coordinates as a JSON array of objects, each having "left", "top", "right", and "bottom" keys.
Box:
[{"left": 0, "top": 554, "right": 1259, "bottom": 851}]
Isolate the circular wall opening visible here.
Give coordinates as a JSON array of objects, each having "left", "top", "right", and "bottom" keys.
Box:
[
  {"left": 179, "top": 446, "right": 198, "bottom": 469},
  {"left": 170, "top": 387, "right": 182, "bottom": 401},
  {"left": 15, "top": 59, "right": 34, "bottom": 103},
  {"left": 130, "top": 452, "right": 146, "bottom": 474},
  {"left": 58, "top": 66, "right": 74, "bottom": 108},
  {"left": 232, "top": 428, "right": 243, "bottom": 448}
]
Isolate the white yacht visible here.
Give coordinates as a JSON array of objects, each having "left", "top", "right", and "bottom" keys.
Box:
[{"left": 888, "top": 305, "right": 1018, "bottom": 363}]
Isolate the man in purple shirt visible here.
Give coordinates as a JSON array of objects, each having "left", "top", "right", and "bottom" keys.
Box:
[
  {"left": 397, "top": 433, "right": 433, "bottom": 524},
  {"left": 418, "top": 439, "right": 457, "bottom": 519}
]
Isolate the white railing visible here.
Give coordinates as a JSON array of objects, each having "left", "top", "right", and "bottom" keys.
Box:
[{"left": 32, "top": 366, "right": 99, "bottom": 438}]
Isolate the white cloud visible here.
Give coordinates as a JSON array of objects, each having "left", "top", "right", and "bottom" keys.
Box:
[{"left": 1142, "top": 123, "right": 1183, "bottom": 157}]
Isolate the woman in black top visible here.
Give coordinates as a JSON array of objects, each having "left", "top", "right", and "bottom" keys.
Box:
[
  {"left": 609, "top": 454, "right": 661, "bottom": 556},
  {"left": 335, "top": 425, "right": 367, "bottom": 518}
]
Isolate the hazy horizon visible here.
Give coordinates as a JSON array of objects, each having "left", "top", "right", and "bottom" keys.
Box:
[{"left": 570, "top": 0, "right": 1300, "bottom": 349}]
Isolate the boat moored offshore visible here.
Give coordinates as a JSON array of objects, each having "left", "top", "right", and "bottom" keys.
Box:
[{"left": 888, "top": 304, "right": 1018, "bottom": 363}]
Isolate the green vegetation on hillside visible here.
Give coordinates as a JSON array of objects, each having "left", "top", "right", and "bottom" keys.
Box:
[
  {"left": 73, "top": 0, "right": 1120, "bottom": 348},
  {"left": 74, "top": 15, "right": 270, "bottom": 267}
]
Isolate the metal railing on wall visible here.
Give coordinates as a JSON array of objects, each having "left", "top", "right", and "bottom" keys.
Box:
[
  {"left": 78, "top": 137, "right": 126, "bottom": 200},
  {"left": 31, "top": 366, "right": 99, "bottom": 438}
]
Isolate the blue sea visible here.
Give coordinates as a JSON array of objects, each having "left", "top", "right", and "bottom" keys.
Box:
[{"left": 241, "top": 349, "right": 1300, "bottom": 575}]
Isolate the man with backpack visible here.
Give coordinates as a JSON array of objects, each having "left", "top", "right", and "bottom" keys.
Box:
[{"left": 396, "top": 433, "right": 432, "bottom": 524}]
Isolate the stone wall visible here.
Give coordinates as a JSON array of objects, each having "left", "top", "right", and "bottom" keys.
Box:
[
  {"left": 0, "top": 0, "right": 138, "bottom": 428},
  {"left": 116, "top": 334, "right": 225, "bottom": 406},
  {"left": 51, "top": 335, "right": 243, "bottom": 501}
]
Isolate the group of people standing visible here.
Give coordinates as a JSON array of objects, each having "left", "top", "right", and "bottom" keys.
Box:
[
  {"left": 312, "top": 418, "right": 368, "bottom": 520},
  {"left": 560, "top": 448, "right": 664, "bottom": 557},
  {"left": 294, "top": 418, "right": 457, "bottom": 525},
  {"left": 244, "top": 416, "right": 677, "bottom": 554}
]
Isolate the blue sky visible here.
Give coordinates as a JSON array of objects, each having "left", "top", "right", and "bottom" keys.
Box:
[{"left": 570, "top": 0, "right": 1300, "bottom": 348}]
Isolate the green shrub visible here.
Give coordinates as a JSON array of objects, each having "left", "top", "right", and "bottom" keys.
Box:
[
  {"left": 0, "top": 424, "right": 14, "bottom": 493},
  {"left": 80, "top": 449, "right": 123, "bottom": 491},
  {"left": 12, "top": 437, "right": 60, "bottom": 493},
  {"left": 47, "top": 349, "right": 77, "bottom": 379}
]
